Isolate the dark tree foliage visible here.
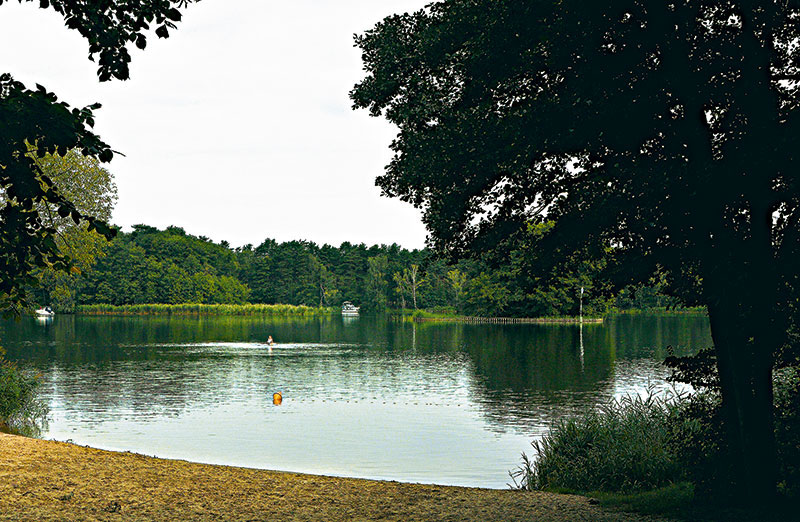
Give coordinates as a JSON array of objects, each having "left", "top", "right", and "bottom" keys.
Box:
[
  {"left": 78, "top": 226, "right": 249, "bottom": 305},
  {"left": 73, "top": 227, "right": 443, "bottom": 310},
  {"left": 352, "top": 0, "right": 800, "bottom": 502},
  {"left": 72, "top": 224, "right": 620, "bottom": 315},
  {"left": 0, "top": 0, "right": 196, "bottom": 315},
  {"left": 239, "top": 238, "right": 429, "bottom": 309}
]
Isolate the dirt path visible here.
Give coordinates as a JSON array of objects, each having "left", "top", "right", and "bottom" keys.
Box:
[{"left": 1, "top": 433, "right": 667, "bottom": 521}]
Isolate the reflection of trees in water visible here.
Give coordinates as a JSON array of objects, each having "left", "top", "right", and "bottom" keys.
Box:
[
  {"left": 605, "top": 315, "right": 711, "bottom": 359},
  {"left": 410, "top": 317, "right": 711, "bottom": 434},
  {"left": 0, "top": 315, "right": 712, "bottom": 433},
  {"left": 452, "top": 324, "right": 617, "bottom": 434}
]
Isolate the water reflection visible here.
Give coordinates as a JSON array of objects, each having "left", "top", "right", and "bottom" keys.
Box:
[{"left": 0, "top": 314, "right": 710, "bottom": 488}]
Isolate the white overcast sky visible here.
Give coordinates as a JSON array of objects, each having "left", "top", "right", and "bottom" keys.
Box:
[{"left": 0, "top": 0, "right": 430, "bottom": 249}]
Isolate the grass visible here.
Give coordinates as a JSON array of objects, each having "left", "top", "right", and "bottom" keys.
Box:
[
  {"left": 590, "top": 482, "right": 695, "bottom": 518},
  {"left": 592, "top": 483, "right": 796, "bottom": 522},
  {"left": 75, "top": 303, "right": 335, "bottom": 316}
]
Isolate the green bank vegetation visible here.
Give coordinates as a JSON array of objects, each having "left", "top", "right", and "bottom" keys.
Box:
[
  {"left": 510, "top": 361, "right": 800, "bottom": 518},
  {"left": 13, "top": 146, "right": 680, "bottom": 319},
  {"left": 0, "top": 352, "right": 48, "bottom": 436},
  {"left": 610, "top": 307, "right": 708, "bottom": 316},
  {"left": 76, "top": 303, "right": 333, "bottom": 316},
  {"left": 510, "top": 391, "right": 686, "bottom": 493},
  {"left": 399, "top": 308, "right": 604, "bottom": 324},
  {"left": 35, "top": 223, "right": 680, "bottom": 318}
]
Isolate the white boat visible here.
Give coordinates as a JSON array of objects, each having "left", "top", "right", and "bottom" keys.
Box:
[
  {"left": 35, "top": 306, "right": 54, "bottom": 317},
  {"left": 341, "top": 301, "right": 360, "bottom": 316}
]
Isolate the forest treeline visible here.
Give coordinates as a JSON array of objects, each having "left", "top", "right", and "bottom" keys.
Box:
[{"left": 36, "top": 224, "right": 679, "bottom": 316}]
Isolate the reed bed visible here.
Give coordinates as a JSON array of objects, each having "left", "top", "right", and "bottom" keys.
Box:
[
  {"left": 75, "top": 303, "right": 334, "bottom": 316},
  {"left": 510, "top": 390, "right": 689, "bottom": 493},
  {"left": 0, "top": 359, "right": 48, "bottom": 436}
]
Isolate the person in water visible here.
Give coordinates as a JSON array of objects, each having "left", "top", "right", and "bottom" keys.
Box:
[{"left": 267, "top": 335, "right": 274, "bottom": 345}]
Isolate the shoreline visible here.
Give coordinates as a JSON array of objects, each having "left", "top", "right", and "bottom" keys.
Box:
[
  {"left": 0, "top": 433, "right": 663, "bottom": 521},
  {"left": 73, "top": 303, "right": 333, "bottom": 316},
  {"left": 411, "top": 316, "right": 604, "bottom": 324}
]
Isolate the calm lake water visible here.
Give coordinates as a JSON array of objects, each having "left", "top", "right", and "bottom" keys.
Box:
[{"left": 1, "top": 314, "right": 710, "bottom": 488}]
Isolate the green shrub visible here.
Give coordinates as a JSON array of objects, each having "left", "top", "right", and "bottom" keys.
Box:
[
  {"left": 510, "top": 391, "right": 689, "bottom": 493},
  {"left": 0, "top": 358, "right": 48, "bottom": 435}
]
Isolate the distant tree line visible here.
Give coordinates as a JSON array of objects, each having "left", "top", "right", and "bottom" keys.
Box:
[
  {"left": 35, "top": 224, "right": 676, "bottom": 316},
  {"left": 14, "top": 149, "right": 676, "bottom": 317}
]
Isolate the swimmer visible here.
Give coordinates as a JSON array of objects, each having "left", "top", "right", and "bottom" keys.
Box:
[{"left": 267, "top": 335, "right": 274, "bottom": 346}]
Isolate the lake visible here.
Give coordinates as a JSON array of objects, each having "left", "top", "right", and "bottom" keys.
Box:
[{"left": 0, "top": 314, "right": 710, "bottom": 489}]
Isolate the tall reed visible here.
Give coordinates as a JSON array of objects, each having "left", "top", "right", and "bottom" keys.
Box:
[
  {"left": 75, "top": 303, "right": 334, "bottom": 316},
  {"left": 0, "top": 358, "right": 48, "bottom": 435},
  {"left": 510, "top": 390, "right": 691, "bottom": 493}
]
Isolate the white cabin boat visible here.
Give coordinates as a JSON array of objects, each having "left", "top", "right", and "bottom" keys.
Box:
[
  {"left": 341, "top": 301, "right": 360, "bottom": 316},
  {"left": 35, "top": 306, "right": 54, "bottom": 317}
]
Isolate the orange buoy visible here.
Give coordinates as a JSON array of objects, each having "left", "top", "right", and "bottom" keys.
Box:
[{"left": 273, "top": 392, "right": 282, "bottom": 405}]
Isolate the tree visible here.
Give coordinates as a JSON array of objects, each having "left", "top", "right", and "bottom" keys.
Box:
[
  {"left": 365, "top": 255, "right": 389, "bottom": 311},
  {"left": 353, "top": 0, "right": 800, "bottom": 502},
  {"left": 417, "top": 257, "right": 452, "bottom": 309},
  {"left": 1, "top": 0, "right": 196, "bottom": 315},
  {"left": 407, "top": 264, "right": 423, "bottom": 309},
  {"left": 392, "top": 270, "right": 409, "bottom": 308},
  {"left": 446, "top": 268, "right": 467, "bottom": 310},
  {"left": 311, "top": 255, "right": 337, "bottom": 307},
  {"left": 78, "top": 226, "right": 250, "bottom": 305},
  {"left": 462, "top": 271, "right": 510, "bottom": 317},
  {"left": 510, "top": 222, "right": 609, "bottom": 317},
  {"left": 30, "top": 149, "right": 118, "bottom": 311}
]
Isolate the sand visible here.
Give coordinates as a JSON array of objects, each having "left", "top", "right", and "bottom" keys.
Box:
[{"left": 0, "top": 433, "right": 669, "bottom": 521}]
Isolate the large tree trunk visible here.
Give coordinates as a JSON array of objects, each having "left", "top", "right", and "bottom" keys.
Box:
[
  {"left": 701, "top": 7, "right": 788, "bottom": 504},
  {"left": 705, "top": 236, "right": 777, "bottom": 504},
  {"left": 707, "top": 300, "right": 776, "bottom": 503}
]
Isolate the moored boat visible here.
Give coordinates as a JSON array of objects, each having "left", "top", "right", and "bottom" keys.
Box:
[
  {"left": 341, "top": 301, "right": 360, "bottom": 316},
  {"left": 35, "top": 306, "right": 55, "bottom": 317}
]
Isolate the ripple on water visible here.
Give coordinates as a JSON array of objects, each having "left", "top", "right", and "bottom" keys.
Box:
[{"left": 2, "top": 314, "right": 710, "bottom": 488}]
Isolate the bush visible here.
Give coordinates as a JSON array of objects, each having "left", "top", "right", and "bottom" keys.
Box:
[
  {"left": 511, "top": 391, "right": 690, "bottom": 493},
  {"left": 0, "top": 358, "right": 48, "bottom": 435}
]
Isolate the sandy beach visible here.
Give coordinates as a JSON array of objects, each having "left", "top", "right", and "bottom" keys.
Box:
[{"left": 0, "top": 433, "right": 670, "bottom": 521}]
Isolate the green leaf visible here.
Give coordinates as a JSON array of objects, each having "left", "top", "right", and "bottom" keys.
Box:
[{"left": 166, "top": 8, "right": 182, "bottom": 22}]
